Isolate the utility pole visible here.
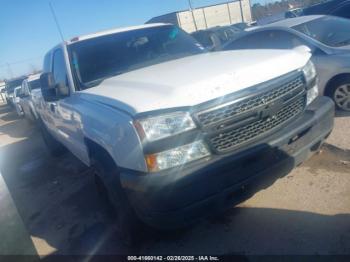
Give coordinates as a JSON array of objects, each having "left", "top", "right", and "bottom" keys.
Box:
[
  {"left": 238, "top": 0, "right": 245, "bottom": 22},
  {"left": 188, "top": 0, "right": 198, "bottom": 31},
  {"left": 49, "top": 2, "right": 65, "bottom": 41},
  {"left": 226, "top": 1, "right": 233, "bottom": 24}
]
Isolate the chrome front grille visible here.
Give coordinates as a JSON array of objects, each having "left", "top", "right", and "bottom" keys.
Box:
[
  {"left": 194, "top": 72, "right": 307, "bottom": 154},
  {"left": 210, "top": 96, "right": 306, "bottom": 153},
  {"left": 196, "top": 75, "right": 304, "bottom": 128}
]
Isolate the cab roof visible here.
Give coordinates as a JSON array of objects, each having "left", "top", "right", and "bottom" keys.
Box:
[
  {"left": 67, "top": 23, "right": 170, "bottom": 45},
  {"left": 26, "top": 73, "right": 41, "bottom": 82}
]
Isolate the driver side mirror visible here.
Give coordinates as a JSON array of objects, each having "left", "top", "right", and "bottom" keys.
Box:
[{"left": 40, "top": 72, "right": 57, "bottom": 102}]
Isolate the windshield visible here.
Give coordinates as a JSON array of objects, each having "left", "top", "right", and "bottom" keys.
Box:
[
  {"left": 28, "top": 79, "right": 41, "bottom": 90},
  {"left": 292, "top": 16, "right": 350, "bottom": 47},
  {"left": 6, "top": 78, "right": 25, "bottom": 93},
  {"left": 69, "top": 25, "right": 205, "bottom": 88}
]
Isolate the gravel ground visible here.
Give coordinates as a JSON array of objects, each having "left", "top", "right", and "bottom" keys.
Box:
[{"left": 0, "top": 102, "right": 349, "bottom": 257}]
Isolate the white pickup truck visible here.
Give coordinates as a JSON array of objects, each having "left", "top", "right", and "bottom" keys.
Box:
[{"left": 37, "top": 23, "right": 334, "bottom": 242}]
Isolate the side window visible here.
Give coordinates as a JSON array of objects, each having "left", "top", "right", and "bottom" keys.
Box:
[
  {"left": 227, "top": 30, "right": 307, "bottom": 50},
  {"left": 52, "top": 49, "right": 69, "bottom": 97},
  {"left": 43, "top": 52, "right": 51, "bottom": 73}
]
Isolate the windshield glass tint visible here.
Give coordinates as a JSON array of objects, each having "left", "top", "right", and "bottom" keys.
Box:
[
  {"left": 292, "top": 16, "right": 350, "bottom": 47},
  {"left": 69, "top": 25, "right": 205, "bottom": 88},
  {"left": 28, "top": 79, "right": 41, "bottom": 90}
]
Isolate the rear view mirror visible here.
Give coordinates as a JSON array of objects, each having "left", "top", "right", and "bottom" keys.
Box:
[{"left": 40, "top": 72, "right": 57, "bottom": 102}]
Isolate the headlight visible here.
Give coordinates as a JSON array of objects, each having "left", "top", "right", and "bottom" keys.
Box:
[
  {"left": 302, "top": 60, "right": 317, "bottom": 86},
  {"left": 145, "top": 140, "right": 210, "bottom": 172},
  {"left": 307, "top": 84, "right": 319, "bottom": 106},
  {"left": 135, "top": 111, "right": 196, "bottom": 142}
]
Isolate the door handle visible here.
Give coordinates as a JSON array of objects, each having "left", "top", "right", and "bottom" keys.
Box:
[{"left": 50, "top": 103, "right": 56, "bottom": 113}]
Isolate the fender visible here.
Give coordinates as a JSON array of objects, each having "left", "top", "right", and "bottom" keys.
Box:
[{"left": 75, "top": 97, "right": 147, "bottom": 172}]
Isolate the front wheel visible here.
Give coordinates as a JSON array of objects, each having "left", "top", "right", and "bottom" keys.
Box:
[
  {"left": 39, "top": 119, "right": 66, "bottom": 157},
  {"left": 92, "top": 152, "right": 141, "bottom": 246},
  {"left": 330, "top": 79, "right": 350, "bottom": 111}
]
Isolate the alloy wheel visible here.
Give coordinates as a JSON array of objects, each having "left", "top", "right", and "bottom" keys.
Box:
[{"left": 334, "top": 84, "right": 350, "bottom": 111}]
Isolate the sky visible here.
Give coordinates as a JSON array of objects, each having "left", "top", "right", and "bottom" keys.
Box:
[{"left": 0, "top": 0, "right": 264, "bottom": 80}]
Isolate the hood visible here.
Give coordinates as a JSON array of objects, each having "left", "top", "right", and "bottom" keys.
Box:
[{"left": 79, "top": 50, "right": 310, "bottom": 115}]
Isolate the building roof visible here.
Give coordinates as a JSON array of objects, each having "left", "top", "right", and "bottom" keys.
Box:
[{"left": 146, "top": 0, "right": 240, "bottom": 22}]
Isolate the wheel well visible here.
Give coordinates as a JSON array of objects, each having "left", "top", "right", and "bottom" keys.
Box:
[
  {"left": 84, "top": 138, "right": 116, "bottom": 168},
  {"left": 324, "top": 73, "right": 350, "bottom": 97}
]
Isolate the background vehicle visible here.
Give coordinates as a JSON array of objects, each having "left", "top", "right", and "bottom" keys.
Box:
[
  {"left": 285, "top": 8, "right": 304, "bottom": 18},
  {"left": 19, "top": 73, "right": 41, "bottom": 122},
  {"left": 37, "top": 23, "right": 334, "bottom": 243},
  {"left": 0, "top": 82, "right": 5, "bottom": 102},
  {"left": 230, "top": 22, "right": 251, "bottom": 31},
  {"left": 191, "top": 25, "right": 241, "bottom": 51},
  {"left": 224, "top": 15, "right": 350, "bottom": 111},
  {"left": 4, "top": 76, "right": 27, "bottom": 106},
  {"left": 13, "top": 87, "right": 24, "bottom": 117},
  {"left": 304, "top": 0, "right": 350, "bottom": 19}
]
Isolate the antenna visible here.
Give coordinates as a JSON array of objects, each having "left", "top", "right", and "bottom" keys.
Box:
[
  {"left": 49, "top": 2, "right": 65, "bottom": 41},
  {"left": 188, "top": 0, "right": 198, "bottom": 31}
]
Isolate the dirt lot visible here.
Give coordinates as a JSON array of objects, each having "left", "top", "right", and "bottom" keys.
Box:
[{"left": 0, "top": 102, "right": 349, "bottom": 257}]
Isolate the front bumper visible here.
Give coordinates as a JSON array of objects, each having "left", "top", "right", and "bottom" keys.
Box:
[{"left": 120, "top": 96, "right": 334, "bottom": 229}]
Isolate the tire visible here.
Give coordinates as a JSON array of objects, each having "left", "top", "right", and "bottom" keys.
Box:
[
  {"left": 92, "top": 150, "right": 141, "bottom": 246},
  {"left": 328, "top": 77, "right": 350, "bottom": 111},
  {"left": 39, "top": 119, "right": 66, "bottom": 157}
]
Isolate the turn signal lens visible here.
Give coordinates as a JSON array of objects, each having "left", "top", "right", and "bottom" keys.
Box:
[{"left": 145, "top": 140, "right": 210, "bottom": 172}]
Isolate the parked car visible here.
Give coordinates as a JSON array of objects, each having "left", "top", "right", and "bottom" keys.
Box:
[
  {"left": 327, "top": 0, "right": 350, "bottom": 18},
  {"left": 224, "top": 15, "right": 350, "bottom": 111},
  {"left": 4, "top": 76, "right": 27, "bottom": 106},
  {"left": 304, "top": 0, "right": 350, "bottom": 19},
  {"left": 230, "top": 22, "right": 250, "bottom": 31},
  {"left": 19, "top": 73, "right": 42, "bottom": 122},
  {"left": 13, "top": 87, "right": 24, "bottom": 117},
  {"left": 191, "top": 25, "right": 241, "bottom": 51},
  {"left": 0, "top": 82, "right": 6, "bottom": 102},
  {"left": 37, "top": 23, "right": 334, "bottom": 243},
  {"left": 285, "top": 8, "right": 304, "bottom": 18}
]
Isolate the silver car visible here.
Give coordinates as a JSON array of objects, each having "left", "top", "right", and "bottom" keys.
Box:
[
  {"left": 19, "top": 73, "right": 41, "bottom": 122},
  {"left": 224, "top": 15, "right": 350, "bottom": 111},
  {"left": 13, "top": 87, "right": 24, "bottom": 117}
]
